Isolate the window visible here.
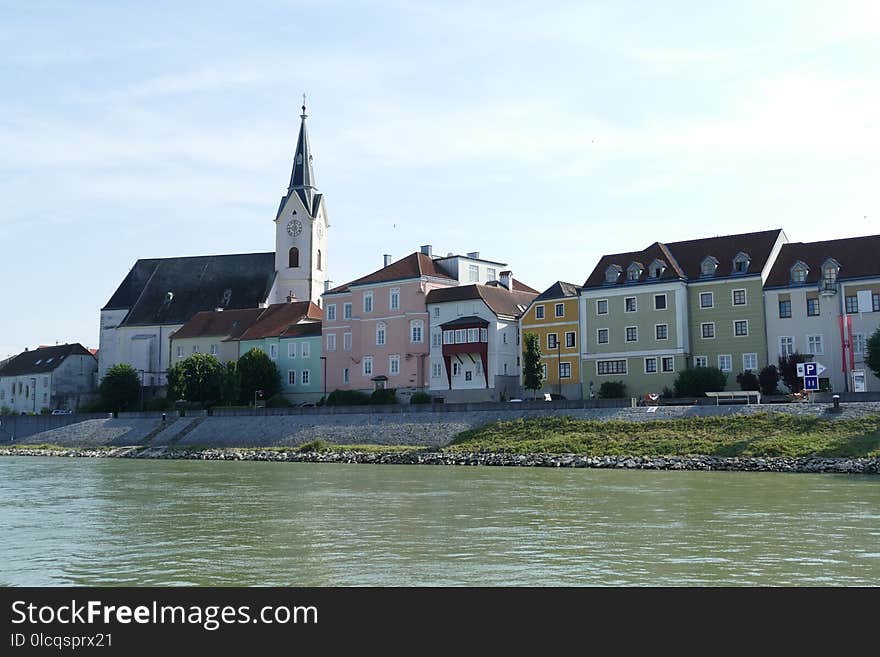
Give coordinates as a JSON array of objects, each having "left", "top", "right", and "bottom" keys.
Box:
[
  {"left": 654, "top": 294, "right": 667, "bottom": 310},
  {"left": 535, "top": 305, "right": 545, "bottom": 319},
  {"left": 460, "top": 328, "right": 474, "bottom": 343},
  {"left": 431, "top": 362, "right": 442, "bottom": 378},
  {"left": 733, "top": 253, "right": 750, "bottom": 273},
  {"left": 288, "top": 370, "right": 296, "bottom": 385},
  {"left": 288, "top": 247, "right": 299, "bottom": 268},
  {"left": 790, "top": 262, "right": 808, "bottom": 283},
  {"left": 605, "top": 266, "right": 621, "bottom": 283},
  {"left": 480, "top": 328, "right": 488, "bottom": 342},
  {"left": 411, "top": 320, "right": 424, "bottom": 343},
  {"left": 316, "top": 250, "right": 322, "bottom": 270},
  {"left": 779, "top": 299, "right": 792, "bottom": 318},
  {"left": 779, "top": 336, "right": 794, "bottom": 357},
  {"left": 465, "top": 370, "right": 473, "bottom": 381},
  {"left": 694, "top": 356, "right": 708, "bottom": 368},
  {"left": 343, "top": 332, "right": 352, "bottom": 352},
  {"left": 301, "top": 342, "right": 310, "bottom": 358},
  {"left": 596, "top": 299, "right": 608, "bottom": 315},
  {"left": 597, "top": 328, "right": 609, "bottom": 344},
  {"left": 565, "top": 331, "right": 576, "bottom": 348},
  {"left": 468, "top": 264, "right": 479, "bottom": 282},
  {"left": 389, "top": 355, "right": 400, "bottom": 375},
  {"left": 176, "top": 346, "right": 183, "bottom": 358},
  {"left": 624, "top": 297, "right": 637, "bottom": 312},
  {"left": 555, "top": 303, "right": 565, "bottom": 318},
  {"left": 700, "top": 257, "right": 718, "bottom": 277},
  {"left": 453, "top": 362, "right": 461, "bottom": 376},
  {"left": 853, "top": 333, "right": 866, "bottom": 356},
  {"left": 548, "top": 333, "right": 558, "bottom": 349},
  {"left": 717, "top": 354, "right": 732, "bottom": 372},
  {"left": 487, "top": 268, "right": 496, "bottom": 281},
  {"left": 343, "top": 303, "right": 352, "bottom": 320},
  {"left": 807, "top": 335, "right": 824, "bottom": 355},
  {"left": 655, "top": 324, "right": 668, "bottom": 340},
  {"left": 597, "top": 359, "right": 627, "bottom": 375},
  {"left": 700, "top": 292, "right": 713, "bottom": 309},
  {"left": 627, "top": 263, "right": 642, "bottom": 281},
  {"left": 701, "top": 322, "right": 715, "bottom": 339},
  {"left": 503, "top": 332, "right": 508, "bottom": 344},
  {"left": 661, "top": 357, "right": 674, "bottom": 373},
  {"left": 743, "top": 353, "right": 758, "bottom": 372},
  {"left": 42, "top": 376, "right": 48, "bottom": 387},
  {"left": 432, "top": 331, "right": 442, "bottom": 347},
  {"left": 343, "top": 368, "right": 350, "bottom": 383},
  {"left": 644, "top": 357, "right": 657, "bottom": 373},
  {"left": 376, "top": 323, "right": 386, "bottom": 346},
  {"left": 732, "top": 289, "right": 746, "bottom": 306},
  {"left": 516, "top": 328, "right": 520, "bottom": 346},
  {"left": 269, "top": 344, "right": 277, "bottom": 360},
  {"left": 807, "top": 298, "right": 820, "bottom": 316},
  {"left": 559, "top": 362, "right": 571, "bottom": 379},
  {"left": 734, "top": 320, "right": 749, "bottom": 337},
  {"left": 288, "top": 343, "right": 297, "bottom": 358},
  {"left": 364, "top": 292, "right": 373, "bottom": 313},
  {"left": 873, "top": 293, "right": 880, "bottom": 312},
  {"left": 327, "top": 334, "right": 337, "bottom": 352},
  {"left": 301, "top": 370, "right": 310, "bottom": 385},
  {"left": 192, "top": 344, "right": 200, "bottom": 353},
  {"left": 326, "top": 304, "right": 336, "bottom": 321},
  {"left": 210, "top": 344, "right": 218, "bottom": 356},
  {"left": 433, "top": 307, "right": 440, "bottom": 318},
  {"left": 625, "top": 326, "right": 638, "bottom": 342},
  {"left": 845, "top": 295, "right": 858, "bottom": 313},
  {"left": 455, "top": 329, "right": 466, "bottom": 344},
  {"left": 443, "top": 330, "right": 455, "bottom": 345},
  {"left": 390, "top": 288, "right": 400, "bottom": 311},
  {"left": 363, "top": 357, "right": 373, "bottom": 376},
  {"left": 649, "top": 260, "right": 666, "bottom": 279}
]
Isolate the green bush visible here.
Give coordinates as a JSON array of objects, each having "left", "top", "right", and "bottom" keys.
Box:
[
  {"left": 736, "top": 370, "right": 759, "bottom": 391},
  {"left": 598, "top": 381, "right": 627, "bottom": 399},
  {"left": 237, "top": 348, "right": 281, "bottom": 404},
  {"left": 99, "top": 363, "right": 141, "bottom": 412},
  {"left": 0, "top": 405, "right": 12, "bottom": 415},
  {"left": 266, "top": 394, "right": 292, "bottom": 408},
  {"left": 758, "top": 365, "right": 780, "bottom": 396},
  {"left": 144, "top": 396, "right": 173, "bottom": 411},
  {"left": 297, "top": 439, "right": 330, "bottom": 453},
  {"left": 166, "top": 353, "right": 225, "bottom": 406},
  {"left": 409, "top": 392, "right": 432, "bottom": 404},
  {"left": 325, "top": 389, "right": 371, "bottom": 406},
  {"left": 77, "top": 399, "right": 108, "bottom": 413},
  {"left": 370, "top": 388, "right": 398, "bottom": 405},
  {"left": 673, "top": 367, "right": 727, "bottom": 397},
  {"left": 40, "top": 407, "right": 52, "bottom": 415}
]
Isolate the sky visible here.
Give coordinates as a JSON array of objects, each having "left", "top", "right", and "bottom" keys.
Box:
[{"left": 2, "top": 0, "right": 879, "bottom": 358}]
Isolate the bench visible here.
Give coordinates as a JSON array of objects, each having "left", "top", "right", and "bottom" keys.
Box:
[{"left": 705, "top": 391, "right": 761, "bottom": 405}]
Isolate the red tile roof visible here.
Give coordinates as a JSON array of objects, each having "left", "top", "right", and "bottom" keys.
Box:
[
  {"left": 325, "top": 252, "right": 456, "bottom": 294},
  {"left": 426, "top": 284, "right": 538, "bottom": 318},
  {"left": 765, "top": 234, "right": 880, "bottom": 287},
  {"left": 170, "top": 308, "right": 266, "bottom": 340},
  {"left": 236, "top": 302, "right": 322, "bottom": 340}
]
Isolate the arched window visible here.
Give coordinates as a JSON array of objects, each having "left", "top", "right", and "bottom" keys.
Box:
[
  {"left": 289, "top": 247, "right": 299, "bottom": 268},
  {"left": 317, "top": 249, "right": 322, "bottom": 270}
]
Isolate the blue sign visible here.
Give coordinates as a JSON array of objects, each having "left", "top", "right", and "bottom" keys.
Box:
[
  {"left": 804, "top": 375, "right": 819, "bottom": 391},
  {"left": 804, "top": 363, "right": 818, "bottom": 376}
]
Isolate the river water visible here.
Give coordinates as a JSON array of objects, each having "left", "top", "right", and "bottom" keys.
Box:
[{"left": 1, "top": 457, "right": 878, "bottom": 586}]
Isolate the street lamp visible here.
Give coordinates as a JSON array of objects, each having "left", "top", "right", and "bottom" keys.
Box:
[{"left": 254, "top": 389, "right": 263, "bottom": 409}]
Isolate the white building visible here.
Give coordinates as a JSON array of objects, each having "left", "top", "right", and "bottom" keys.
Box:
[
  {"left": 426, "top": 278, "right": 538, "bottom": 402},
  {"left": 0, "top": 344, "right": 97, "bottom": 413}
]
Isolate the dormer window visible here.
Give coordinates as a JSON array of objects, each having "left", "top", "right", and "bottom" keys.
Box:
[
  {"left": 821, "top": 258, "right": 840, "bottom": 290},
  {"left": 604, "top": 265, "right": 622, "bottom": 284},
  {"left": 626, "top": 262, "right": 643, "bottom": 282},
  {"left": 700, "top": 256, "right": 719, "bottom": 277},
  {"left": 732, "top": 252, "right": 751, "bottom": 274},
  {"left": 648, "top": 259, "right": 667, "bottom": 279},
  {"left": 790, "top": 261, "right": 809, "bottom": 284}
]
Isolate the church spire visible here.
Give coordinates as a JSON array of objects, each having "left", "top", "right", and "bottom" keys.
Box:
[{"left": 287, "top": 94, "right": 317, "bottom": 212}]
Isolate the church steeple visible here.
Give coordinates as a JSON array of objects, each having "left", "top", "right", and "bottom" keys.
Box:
[{"left": 287, "top": 94, "right": 318, "bottom": 214}]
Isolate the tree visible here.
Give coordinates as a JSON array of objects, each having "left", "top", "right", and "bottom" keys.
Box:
[
  {"left": 866, "top": 327, "right": 880, "bottom": 382},
  {"left": 166, "top": 353, "right": 224, "bottom": 406},
  {"left": 758, "top": 365, "right": 780, "bottom": 396},
  {"left": 522, "top": 333, "right": 544, "bottom": 399},
  {"left": 237, "top": 348, "right": 281, "bottom": 404},
  {"left": 777, "top": 351, "right": 811, "bottom": 393},
  {"left": 99, "top": 363, "right": 141, "bottom": 412},
  {"left": 736, "top": 370, "right": 759, "bottom": 391},
  {"left": 598, "top": 381, "right": 627, "bottom": 399},
  {"left": 220, "top": 360, "right": 240, "bottom": 406},
  {"left": 673, "top": 367, "right": 727, "bottom": 397}
]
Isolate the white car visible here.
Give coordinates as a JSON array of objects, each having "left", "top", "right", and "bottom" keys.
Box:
[{"left": 51, "top": 409, "right": 73, "bottom": 415}]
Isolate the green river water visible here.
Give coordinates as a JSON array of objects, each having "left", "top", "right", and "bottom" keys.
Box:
[{"left": 1, "top": 457, "right": 878, "bottom": 586}]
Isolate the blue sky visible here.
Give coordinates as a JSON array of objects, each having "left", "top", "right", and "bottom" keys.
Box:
[{"left": 2, "top": 1, "right": 879, "bottom": 358}]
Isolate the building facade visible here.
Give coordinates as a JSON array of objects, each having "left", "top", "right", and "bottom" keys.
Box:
[
  {"left": 520, "top": 281, "right": 582, "bottom": 398},
  {"left": 0, "top": 344, "right": 97, "bottom": 413},
  {"left": 170, "top": 308, "right": 265, "bottom": 366}
]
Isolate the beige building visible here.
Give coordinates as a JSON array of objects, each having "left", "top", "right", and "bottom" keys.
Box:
[{"left": 170, "top": 308, "right": 265, "bottom": 365}]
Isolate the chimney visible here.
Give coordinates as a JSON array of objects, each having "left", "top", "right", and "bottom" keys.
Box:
[
  {"left": 324, "top": 280, "right": 332, "bottom": 292},
  {"left": 286, "top": 291, "right": 298, "bottom": 303},
  {"left": 499, "top": 270, "right": 512, "bottom": 290},
  {"left": 420, "top": 244, "right": 433, "bottom": 257},
  {"left": 466, "top": 251, "right": 480, "bottom": 259},
  {"left": 383, "top": 254, "right": 392, "bottom": 267}
]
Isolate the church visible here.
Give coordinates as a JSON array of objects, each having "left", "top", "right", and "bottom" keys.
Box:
[{"left": 98, "top": 102, "right": 330, "bottom": 386}]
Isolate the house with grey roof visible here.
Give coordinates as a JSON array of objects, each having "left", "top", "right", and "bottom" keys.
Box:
[{"left": 0, "top": 344, "right": 97, "bottom": 414}]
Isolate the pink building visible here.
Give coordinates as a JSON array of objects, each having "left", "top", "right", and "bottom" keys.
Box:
[{"left": 321, "top": 251, "right": 458, "bottom": 397}]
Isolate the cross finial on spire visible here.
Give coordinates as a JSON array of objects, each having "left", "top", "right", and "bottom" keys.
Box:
[{"left": 301, "top": 93, "right": 307, "bottom": 118}]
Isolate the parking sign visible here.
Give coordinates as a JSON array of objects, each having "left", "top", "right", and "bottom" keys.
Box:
[
  {"left": 804, "top": 376, "right": 819, "bottom": 391},
  {"left": 804, "top": 362, "right": 818, "bottom": 376}
]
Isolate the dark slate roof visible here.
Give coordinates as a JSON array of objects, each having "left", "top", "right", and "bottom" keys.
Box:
[
  {"left": 765, "top": 235, "right": 880, "bottom": 287},
  {"left": 426, "top": 284, "right": 537, "bottom": 319},
  {"left": 237, "top": 302, "right": 323, "bottom": 340},
  {"left": 103, "top": 253, "right": 276, "bottom": 327},
  {"left": 584, "top": 229, "right": 783, "bottom": 288},
  {"left": 532, "top": 281, "right": 582, "bottom": 303},
  {"left": 325, "top": 252, "right": 456, "bottom": 294},
  {"left": 0, "top": 344, "right": 95, "bottom": 377},
  {"left": 441, "top": 315, "right": 490, "bottom": 328},
  {"left": 170, "top": 308, "right": 265, "bottom": 340}
]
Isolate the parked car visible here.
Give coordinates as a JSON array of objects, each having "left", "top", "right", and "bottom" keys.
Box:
[{"left": 51, "top": 409, "right": 73, "bottom": 415}]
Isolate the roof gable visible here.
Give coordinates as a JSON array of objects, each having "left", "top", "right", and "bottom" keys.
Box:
[
  {"left": 766, "top": 235, "right": 880, "bottom": 287},
  {"left": 237, "top": 302, "right": 323, "bottom": 340}
]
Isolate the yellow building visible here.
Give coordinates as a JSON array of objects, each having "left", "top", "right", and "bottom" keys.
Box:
[{"left": 520, "top": 281, "right": 582, "bottom": 398}]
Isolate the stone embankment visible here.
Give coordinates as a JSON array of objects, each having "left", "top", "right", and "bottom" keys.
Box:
[{"left": 2, "top": 446, "right": 877, "bottom": 475}]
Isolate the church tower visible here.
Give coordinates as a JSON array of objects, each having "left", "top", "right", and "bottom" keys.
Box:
[{"left": 272, "top": 98, "right": 329, "bottom": 305}]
